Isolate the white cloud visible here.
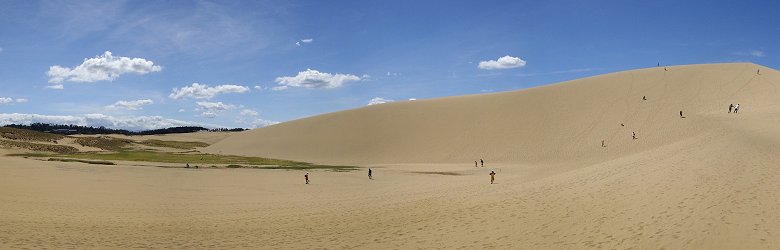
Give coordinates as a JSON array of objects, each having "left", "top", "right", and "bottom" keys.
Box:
[
  {"left": 296, "top": 38, "right": 313, "bottom": 46},
  {"left": 0, "top": 113, "right": 214, "bottom": 131},
  {"left": 235, "top": 108, "right": 278, "bottom": 128},
  {"left": 47, "top": 51, "right": 162, "bottom": 84},
  {"left": 734, "top": 50, "right": 766, "bottom": 58},
  {"left": 196, "top": 101, "right": 237, "bottom": 118},
  {"left": 0, "top": 97, "right": 27, "bottom": 104},
  {"left": 368, "top": 97, "right": 394, "bottom": 106},
  {"left": 254, "top": 85, "right": 265, "bottom": 91},
  {"left": 105, "top": 99, "right": 154, "bottom": 110},
  {"left": 409, "top": 98, "right": 417, "bottom": 101},
  {"left": 478, "top": 55, "right": 527, "bottom": 70},
  {"left": 196, "top": 101, "right": 236, "bottom": 111},
  {"left": 46, "top": 84, "right": 65, "bottom": 90},
  {"left": 201, "top": 111, "right": 217, "bottom": 118},
  {"left": 178, "top": 108, "right": 186, "bottom": 113},
  {"left": 169, "top": 83, "right": 250, "bottom": 100},
  {"left": 250, "top": 118, "right": 279, "bottom": 128},
  {"left": 274, "top": 69, "right": 361, "bottom": 90},
  {"left": 750, "top": 51, "right": 765, "bottom": 57},
  {"left": 240, "top": 109, "right": 259, "bottom": 116}
]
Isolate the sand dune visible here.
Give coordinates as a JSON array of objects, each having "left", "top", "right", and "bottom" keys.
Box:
[
  {"left": 206, "top": 63, "right": 778, "bottom": 167},
  {"left": 3, "top": 63, "right": 780, "bottom": 249}
]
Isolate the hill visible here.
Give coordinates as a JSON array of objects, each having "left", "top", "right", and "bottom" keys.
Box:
[{"left": 206, "top": 63, "right": 778, "bottom": 166}]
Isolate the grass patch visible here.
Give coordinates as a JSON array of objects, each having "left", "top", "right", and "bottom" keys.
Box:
[
  {"left": 139, "top": 139, "right": 209, "bottom": 150},
  {"left": 0, "top": 127, "right": 64, "bottom": 142},
  {"left": 75, "top": 137, "right": 133, "bottom": 150},
  {"left": 11, "top": 150, "right": 357, "bottom": 171},
  {"left": 47, "top": 158, "right": 115, "bottom": 165},
  {"left": 0, "top": 139, "right": 78, "bottom": 154}
]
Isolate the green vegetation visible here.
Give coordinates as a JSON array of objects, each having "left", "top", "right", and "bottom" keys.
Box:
[
  {"left": 12, "top": 150, "right": 357, "bottom": 171},
  {"left": 47, "top": 158, "right": 115, "bottom": 165},
  {"left": 140, "top": 139, "right": 210, "bottom": 150},
  {"left": 0, "top": 127, "right": 64, "bottom": 142},
  {"left": 0, "top": 139, "right": 78, "bottom": 154},
  {"left": 74, "top": 137, "right": 133, "bottom": 150}
]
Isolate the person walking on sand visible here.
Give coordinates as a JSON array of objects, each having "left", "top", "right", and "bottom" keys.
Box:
[
  {"left": 680, "top": 110, "right": 684, "bottom": 118},
  {"left": 729, "top": 104, "right": 734, "bottom": 113},
  {"left": 475, "top": 161, "right": 478, "bottom": 168},
  {"left": 489, "top": 171, "right": 496, "bottom": 184},
  {"left": 643, "top": 95, "right": 647, "bottom": 101},
  {"left": 601, "top": 139, "right": 606, "bottom": 147},
  {"left": 480, "top": 159, "right": 484, "bottom": 167},
  {"left": 734, "top": 104, "right": 740, "bottom": 114},
  {"left": 368, "top": 168, "right": 373, "bottom": 180},
  {"left": 632, "top": 131, "right": 637, "bottom": 140},
  {"left": 304, "top": 173, "right": 309, "bottom": 184}
]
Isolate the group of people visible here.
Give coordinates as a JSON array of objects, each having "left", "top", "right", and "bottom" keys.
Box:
[
  {"left": 729, "top": 103, "right": 740, "bottom": 113},
  {"left": 475, "top": 159, "right": 484, "bottom": 167}
]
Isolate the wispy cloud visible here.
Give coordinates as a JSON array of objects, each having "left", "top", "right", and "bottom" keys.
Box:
[
  {"left": 47, "top": 51, "right": 162, "bottom": 84},
  {"left": 105, "top": 99, "right": 154, "bottom": 110},
  {"left": 274, "top": 69, "right": 362, "bottom": 90},
  {"left": 478, "top": 55, "right": 526, "bottom": 70},
  {"left": 236, "top": 109, "right": 278, "bottom": 128},
  {"left": 196, "top": 101, "right": 236, "bottom": 118},
  {"left": 367, "top": 97, "right": 394, "bottom": 106},
  {"left": 733, "top": 50, "right": 765, "bottom": 58},
  {"left": 296, "top": 38, "right": 313, "bottom": 46},
  {"left": 0, "top": 97, "right": 29, "bottom": 104},
  {"left": 46, "top": 84, "right": 65, "bottom": 90},
  {"left": 170, "top": 83, "right": 249, "bottom": 100}
]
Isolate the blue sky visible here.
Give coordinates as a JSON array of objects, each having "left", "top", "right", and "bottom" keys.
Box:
[{"left": 0, "top": 0, "right": 778, "bottom": 130}]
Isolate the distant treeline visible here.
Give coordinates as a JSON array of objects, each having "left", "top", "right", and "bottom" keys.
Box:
[{"left": 3, "top": 123, "right": 246, "bottom": 135}]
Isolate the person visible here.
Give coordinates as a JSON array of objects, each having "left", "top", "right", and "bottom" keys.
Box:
[
  {"left": 632, "top": 131, "right": 637, "bottom": 140},
  {"left": 680, "top": 110, "right": 684, "bottom": 118},
  {"left": 475, "top": 161, "right": 478, "bottom": 168},
  {"left": 185, "top": 163, "right": 190, "bottom": 168},
  {"left": 758, "top": 69, "right": 760, "bottom": 75},
  {"left": 480, "top": 159, "right": 484, "bottom": 167},
  {"left": 489, "top": 171, "right": 496, "bottom": 184},
  {"left": 368, "top": 168, "right": 373, "bottom": 180},
  {"left": 304, "top": 173, "right": 309, "bottom": 184},
  {"left": 729, "top": 104, "right": 734, "bottom": 113},
  {"left": 643, "top": 95, "right": 647, "bottom": 101},
  {"left": 601, "top": 139, "right": 606, "bottom": 147},
  {"left": 734, "top": 104, "right": 740, "bottom": 114}
]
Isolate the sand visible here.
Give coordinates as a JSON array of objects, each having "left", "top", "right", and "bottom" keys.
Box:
[{"left": 3, "top": 63, "right": 780, "bottom": 248}]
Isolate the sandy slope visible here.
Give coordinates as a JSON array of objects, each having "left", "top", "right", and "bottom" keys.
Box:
[
  {"left": 3, "top": 63, "right": 780, "bottom": 249},
  {"left": 205, "top": 63, "right": 778, "bottom": 167}
]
